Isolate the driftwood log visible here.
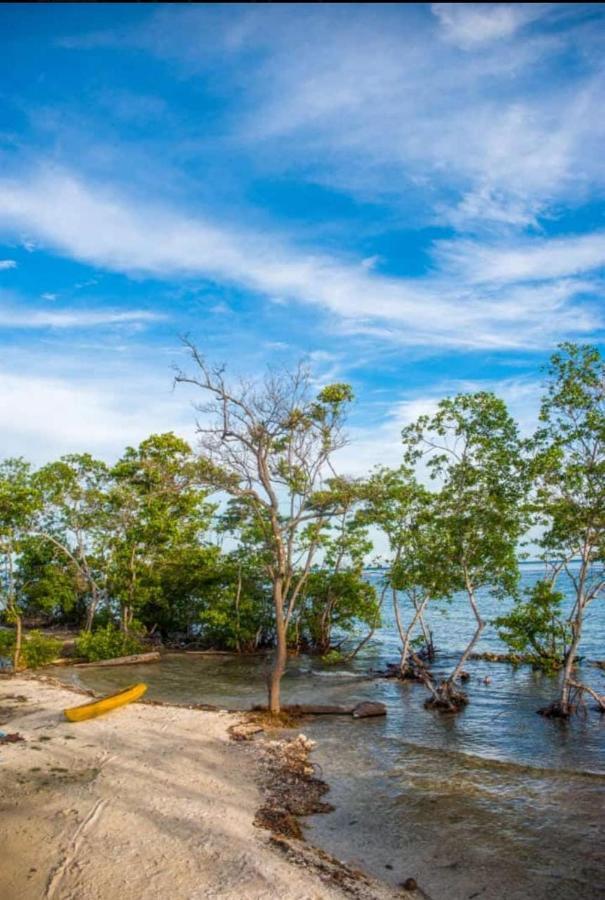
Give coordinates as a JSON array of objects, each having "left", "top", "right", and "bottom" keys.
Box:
[
  {"left": 73, "top": 651, "right": 161, "bottom": 668},
  {"left": 251, "top": 701, "right": 387, "bottom": 718}
]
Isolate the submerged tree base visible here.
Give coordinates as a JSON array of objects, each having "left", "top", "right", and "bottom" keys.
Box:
[
  {"left": 537, "top": 701, "right": 571, "bottom": 719},
  {"left": 424, "top": 688, "right": 469, "bottom": 713}
]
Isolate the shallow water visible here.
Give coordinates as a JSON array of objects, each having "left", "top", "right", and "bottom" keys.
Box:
[{"left": 51, "top": 564, "right": 605, "bottom": 899}]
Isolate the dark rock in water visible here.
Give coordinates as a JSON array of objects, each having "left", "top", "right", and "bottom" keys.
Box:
[
  {"left": 351, "top": 701, "right": 387, "bottom": 718},
  {"left": 401, "top": 877, "right": 417, "bottom": 891}
]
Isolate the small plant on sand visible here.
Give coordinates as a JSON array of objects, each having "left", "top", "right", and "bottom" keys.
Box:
[{"left": 75, "top": 622, "right": 144, "bottom": 662}]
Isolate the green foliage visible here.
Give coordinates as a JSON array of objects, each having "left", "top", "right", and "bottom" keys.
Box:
[
  {"left": 402, "top": 392, "right": 528, "bottom": 599},
  {"left": 16, "top": 536, "right": 83, "bottom": 621},
  {"left": 20, "top": 631, "right": 62, "bottom": 669},
  {"left": 298, "top": 569, "right": 379, "bottom": 652},
  {"left": 0, "top": 628, "right": 15, "bottom": 658},
  {"left": 494, "top": 581, "right": 571, "bottom": 671},
  {"left": 531, "top": 343, "right": 605, "bottom": 582},
  {"left": 529, "top": 344, "right": 605, "bottom": 710},
  {"left": 321, "top": 648, "right": 344, "bottom": 665},
  {"left": 75, "top": 623, "right": 144, "bottom": 662}
]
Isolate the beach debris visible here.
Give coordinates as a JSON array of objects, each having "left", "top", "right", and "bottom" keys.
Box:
[
  {"left": 401, "top": 878, "right": 418, "bottom": 891},
  {"left": 352, "top": 701, "right": 387, "bottom": 718},
  {"left": 228, "top": 722, "right": 265, "bottom": 742},
  {"left": 254, "top": 733, "right": 333, "bottom": 840},
  {"left": 0, "top": 731, "right": 25, "bottom": 743}
]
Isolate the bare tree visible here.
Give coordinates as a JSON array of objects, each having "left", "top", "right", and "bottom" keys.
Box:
[{"left": 175, "top": 339, "right": 353, "bottom": 714}]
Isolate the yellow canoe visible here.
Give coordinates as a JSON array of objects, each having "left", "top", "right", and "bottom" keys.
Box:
[{"left": 64, "top": 683, "right": 147, "bottom": 722}]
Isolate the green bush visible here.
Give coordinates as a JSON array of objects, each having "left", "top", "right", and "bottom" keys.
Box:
[
  {"left": 494, "top": 580, "right": 571, "bottom": 673},
  {"left": 75, "top": 623, "right": 144, "bottom": 662},
  {"left": 321, "top": 648, "right": 344, "bottom": 665},
  {"left": 20, "top": 631, "right": 62, "bottom": 669},
  {"left": 0, "top": 628, "right": 15, "bottom": 659}
]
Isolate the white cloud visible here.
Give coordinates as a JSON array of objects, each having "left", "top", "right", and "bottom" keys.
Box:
[
  {"left": 0, "top": 260, "right": 17, "bottom": 270},
  {"left": 0, "top": 368, "right": 195, "bottom": 464},
  {"left": 57, "top": 5, "right": 605, "bottom": 233},
  {"left": 0, "top": 300, "right": 163, "bottom": 329},
  {"left": 437, "top": 231, "right": 605, "bottom": 283},
  {"left": 0, "top": 168, "right": 599, "bottom": 350},
  {"left": 430, "top": 4, "right": 551, "bottom": 49}
]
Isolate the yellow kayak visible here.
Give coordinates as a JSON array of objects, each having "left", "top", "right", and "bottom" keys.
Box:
[{"left": 64, "top": 683, "right": 147, "bottom": 722}]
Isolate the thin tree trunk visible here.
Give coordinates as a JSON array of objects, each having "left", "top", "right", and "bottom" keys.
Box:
[
  {"left": 84, "top": 585, "right": 100, "bottom": 632},
  {"left": 399, "top": 594, "right": 429, "bottom": 674},
  {"left": 7, "top": 539, "right": 21, "bottom": 671},
  {"left": 559, "top": 555, "right": 588, "bottom": 713},
  {"left": 268, "top": 577, "right": 287, "bottom": 714},
  {"left": 13, "top": 611, "right": 22, "bottom": 671},
  {"left": 447, "top": 577, "right": 484, "bottom": 688},
  {"left": 235, "top": 566, "right": 242, "bottom": 653},
  {"left": 344, "top": 582, "right": 386, "bottom": 661}
]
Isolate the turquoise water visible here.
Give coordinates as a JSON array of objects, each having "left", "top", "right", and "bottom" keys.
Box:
[{"left": 51, "top": 563, "right": 605, "bottom": 899}]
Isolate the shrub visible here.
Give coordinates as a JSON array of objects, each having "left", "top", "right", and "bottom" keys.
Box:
[
  {"left": 0, "top": 628, "right": 15, "bottom": 660},
  {"left": 75, "top": 623, "right": 144, "bottom": 662},
  {"left": 321, "top": 648, "right": 344, "bottom": 665},
  {"left": 494, "top": 581, "right": 571, "bottom": 673},
  {"left": 20, "top": 631, "right": 62, "bottom": 669}
]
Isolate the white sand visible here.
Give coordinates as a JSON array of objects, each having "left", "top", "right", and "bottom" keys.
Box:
[{"left": 0, "top": 677, "right": 411, "bottom": 900}]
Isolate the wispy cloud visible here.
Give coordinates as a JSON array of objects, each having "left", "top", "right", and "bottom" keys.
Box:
[
  {"left": 0, "top": 292, "right": 163, "bottom": 329},
  {"left": 0, "top": 259, "right": 17, "bottom": 270},
  {"left": 430, "top": 4, "right": 553, "bottom": 49},
  {"left": 0, "top": 168, "right": 600, "bottom": 349},
  {"left": 436, "top": 231, "right": 605, "bottom": 283}
]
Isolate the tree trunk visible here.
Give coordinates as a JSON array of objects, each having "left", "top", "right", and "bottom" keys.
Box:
[
  {"left": 559, "top": 557, "right": 588, "bottom": 714},
  {"left": 13, "top": 613, "right": 22, "bottom": 671},
  {"left": 6, "top": 539, "right": 21, "bottom": 671},
  {"left": 447, "top": 585, "right": 484, "bottom": 689},
  {"left": 268, "top": 578, "right": 287, "bottom": 714},
  {"left": 85, "top": 585, "right": 100, "bottom": 633},
  {"left": 399, "top": 595, "right": 429, "bottom": 675},
  {"left": 427, "top": 573, "right": 483, "bottom": 712}
]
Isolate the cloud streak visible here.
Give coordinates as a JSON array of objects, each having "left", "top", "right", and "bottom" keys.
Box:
[{"left": 0, "top": 168, "right": 600, "bottom": 350}]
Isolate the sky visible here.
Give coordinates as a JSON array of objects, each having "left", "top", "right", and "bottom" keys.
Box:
[{"left": 0, "top": 2, "right": 604, "bottom": 476}]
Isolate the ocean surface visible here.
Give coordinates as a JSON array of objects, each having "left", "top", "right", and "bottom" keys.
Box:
[{"left": 51, "top": 563, "right": 605, "bottom": 900}]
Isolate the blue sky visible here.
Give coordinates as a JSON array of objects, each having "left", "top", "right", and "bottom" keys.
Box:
[{"left": 0, "top": 3, "right": 604, "bottom": 472}]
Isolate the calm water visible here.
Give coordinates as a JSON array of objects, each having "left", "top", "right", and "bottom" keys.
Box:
[{"left": 51, "top": 564, "right": 605, "bottom": 900}]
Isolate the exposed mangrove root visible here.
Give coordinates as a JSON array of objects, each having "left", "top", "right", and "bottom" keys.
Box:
[
  {"left": 539, "top": 680, "right": 605, "bottom": 717},
  {"left": 380, "top": 661, "right": 430, "bottom": 683},
  {"left": 423, "top": 681, "right": 469, "bottom": 713}
]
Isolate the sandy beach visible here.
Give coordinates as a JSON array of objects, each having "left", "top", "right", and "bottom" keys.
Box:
[{"left": 0, "top": 676, "right": 415, "bottom": 900}]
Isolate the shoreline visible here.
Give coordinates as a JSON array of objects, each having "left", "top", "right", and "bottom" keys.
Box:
[{"left": 0, "top": 674, "right": 417, "bottom": 900}]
